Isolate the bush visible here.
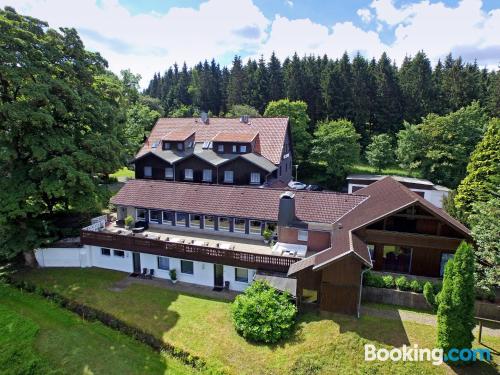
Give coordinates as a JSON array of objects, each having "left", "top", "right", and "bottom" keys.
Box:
[
  {"left": 423, "top": 282, "right": 438, "bottom": 311},
  {"left": 363, "top": 271, "right": 385, "bottom": 288},
  {"left": 124, "top": 215, "right": 134, "bottom": 228},
  {"left": 382, "top": 275, "right": 395, "bottom": 289},
  {"left": 409, "top": 279, "right": 423, "bottom": 293},
  {"left": 231, "top": 281, "right": 297, "bottom": 343},
  {"left": 395, "top": 276, "right": 410, "bottom": 291}
]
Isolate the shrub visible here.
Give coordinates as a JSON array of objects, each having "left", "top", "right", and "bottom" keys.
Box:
[
  {"left": 423, "top": 282, "right": 438, "bottom": 312},
  {"left": 169, "top": 269, "right": 177, "bottom": 281},
  {"left": 363, "top": 271, "right": 385, "bottom": 288},
  {"left": 124, "top": 215, "right": 134, "bottom": 228},
  {"left": 409, "top": 279, "right": 423, "bottom": 293},
  {"left": 231, "top": 280, "right": 297, "bottom": 343},
  {"left": 382, "top": 275, "right": 395, "bottom": 289},
  {"left": 395, "top": 276, "right": 410, "bottom": 291}
]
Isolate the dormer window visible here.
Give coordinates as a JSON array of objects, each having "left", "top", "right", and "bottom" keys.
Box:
[
  {"left": 177, "top": 143, "right": 183, "bottom": 151},
  {"left": 163, "top": 142, "right": 171, "bottom": 150},
  {"left": 298, "top": 230, "right": 308, "bottom": 242},
  {"left": 218, "top": 144, "right": 224, "bottom": 153},
  {"left": 240, "top": 145, "right": 247, "bottom": 153},
  {"left": 232, "top": 145, "right": 237, "bottom": 153},
  {"left": 250, "top": 172, "right": 260, "bottom": 185},
  {"left": 187, "top": 141, "right": 193, "bottom": 149}
]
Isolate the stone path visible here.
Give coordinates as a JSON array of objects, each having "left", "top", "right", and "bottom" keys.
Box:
[{"left": 362, "top": 305, "right": 500, "bottom": 338}]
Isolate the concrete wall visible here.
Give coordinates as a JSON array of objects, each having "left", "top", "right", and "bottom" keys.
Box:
[{"left": 35, "top": 247, "right": 91, "bottom": 268}]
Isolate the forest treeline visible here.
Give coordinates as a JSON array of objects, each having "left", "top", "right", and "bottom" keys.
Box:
[{"left": 145, "top": 52, "right": 500, "bottom": 145}]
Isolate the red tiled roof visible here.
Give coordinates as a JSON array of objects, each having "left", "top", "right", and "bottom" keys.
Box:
[
  {"left": 162, "top": 130, "right": 195, "bottom": 141},
  {"left": 212, "top": 132, "right": 258, "bottom": 143},
  {"left": 110, "top": 179, "right": 367, "bottom": 224},
  {"left": 137, "top": 117, "right": 289, "bottom": 164}
]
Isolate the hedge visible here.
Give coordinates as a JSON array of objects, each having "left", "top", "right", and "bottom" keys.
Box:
[
  {"left": 363, "top": 271, "right": 440, "bottom": 295},
  {"left": 2, "top": 276, "right": 212, "bottom": 373}
]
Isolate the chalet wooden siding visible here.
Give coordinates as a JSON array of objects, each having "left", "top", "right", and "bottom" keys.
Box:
[
  {"left": 174, "top": 155, "right": 216, "bottom": 183},
  {"left": 135, "top": 154, "right": 172, "bottom": 179},
  {"left": 217, "top": 157, "right": 269, "bottom": 185}
]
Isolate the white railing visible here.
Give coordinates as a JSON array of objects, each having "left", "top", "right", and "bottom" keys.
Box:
[{"left": 83, "top": 215, "right": 107, "bottom": 232}]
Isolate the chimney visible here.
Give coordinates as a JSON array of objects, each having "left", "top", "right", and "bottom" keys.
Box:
[
  {"left": 200, "top": 112, "right": 209, "bottom": 124},
  {"left": 278, "top": 191, "right": 296, "bottom": 226},
  {"left": 240, "top": 115, "right": 250, "bottom": 124}
]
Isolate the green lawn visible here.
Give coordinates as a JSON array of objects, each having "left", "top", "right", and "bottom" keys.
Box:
[
  {"left": 0, "top": 282, "right": 196, "bottom": 375},
  {"left": 349, "top": 163, "right": 422, "bottom": 178},
  {"left": 14, "top": 268, "right": 499, "bottom": 375},
  {"left": 110, "top": 167, "right": 135, "bottom": 179}
]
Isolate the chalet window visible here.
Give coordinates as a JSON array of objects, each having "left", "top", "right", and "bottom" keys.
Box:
[
  {"left": 235, "top": 268, "right": 248, "bottom": 283},
  {"left": 177, "top": 143, "right": 183, "bottom": 151},
  {"left": 250, "top": 172, "right": 260, "bottom": 184},
  {"left": 204, "top": 215, "right": 215, "bottom": 230},
  {"left": 165, "top": 167, "right": 174, "bottom": 179},
  {"left": 440, "top": 253, "right": 454, "bottom": 277},
  {"left": 224, "top": 171, "right": 234, "bottom": 183},
  {"left": 218, "top": 144, "right": 224, "bottom": 152},
  {"left": 157, "top": 256, "right": 170, "bottom": 270},
  {"left": 162, "top": 211, "right": 174, "bottom": 225},
  {"left": 382, "top": 245, "right": 412, "bottom": 273},
  {"left": 184, "top": 169, "right": 193, "bottom": 180},
  {"left": 202, "top": 169, "right": 212, "bottom": 182},
  {"left": 240, "top": 145, "right": 247, "bottom": 153},
  {"left": 298, "top": 230, "right": 308, "bottom": 242},
  {"left": 367, "top": 244, "right": 375, "bottom": 261},
  {"left": 144, "top": 166, "right": 152, "bottom": 178},
  {"left": 232, "top": 145, "right": 237, "bottom": 153},
  {"left": 181, "top": 260, "right": 194, "bottom": 275},
  {"left": 249, "top": 220, "right": 262, "bottom": 235},
  {"left": 149, "top": 210, "right": 161, "bottom": 224},
  {"left": 234, "top": 218, "right": 246, "bottom": 233},
  {"left": 218, "top": 217, "right": 230, "bottom": 231},
  {"left": 101, "top": 248, "right": 111, "bottom": 256},
  {"left": 187, "top": 141, "right": 193, "bottom": 149},
  {"left": 136, "top": 209, "right": 147, "bottom": 221},
  {"left": 114, "top": 250, "right": 125, "bottom": 258},
  {"left": 176, "top": 212, "right": 187, "bottom": 226},
  {"left": 163, "top": 142, "right": 171, "bottom": 150},
  {"left": 190, "top": 214, "right": 201, "bottom": 228}
]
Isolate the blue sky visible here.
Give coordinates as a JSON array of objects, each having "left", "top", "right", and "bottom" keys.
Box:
[{"left": 6, "top": 0, "right": 500, "bottom": 86}]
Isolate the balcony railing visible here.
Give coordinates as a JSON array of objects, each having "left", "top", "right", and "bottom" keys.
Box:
[{"left": 80, "top": 229, "right": 299, "bottom": 273}]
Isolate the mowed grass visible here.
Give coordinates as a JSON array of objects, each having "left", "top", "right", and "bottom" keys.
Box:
[
  {"left": 15, "top": 268, "right": 499, "bottom": 375},
  {"left": 0, "top": 282, "right": 196, "bottom": 375},
  {"left": 349, "top": 163, "right": 422, "bottom": 178},
  {"left": 110, "top": 167, "right": 135, "bottom": 179}
]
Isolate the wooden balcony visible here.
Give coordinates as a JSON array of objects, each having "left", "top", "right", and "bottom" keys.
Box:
[{"left": 80, "top": 228, "right": 299, "bottom": 273}]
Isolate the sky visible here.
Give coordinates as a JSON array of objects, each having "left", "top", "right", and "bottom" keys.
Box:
[{"left": 4, "top": 0, "right": 500, "bottom": 87}]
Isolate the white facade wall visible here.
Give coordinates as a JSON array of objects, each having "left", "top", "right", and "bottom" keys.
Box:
[
  {"left": 35, "top": 247, "right": 91, "bottom": 267},
  {"left": 90, "top": 245, "right": 133, "bottom": 273},
  {"left": 223, "top": 266, "right": 256, "bottom": 292}
]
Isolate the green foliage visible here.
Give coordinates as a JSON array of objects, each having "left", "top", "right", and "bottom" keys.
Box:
[
  {"left": 311, "top": 119, "right": 360, "bottom": 187},
  {"left": 423, "top": 282, "right": 437, "bottom": 312},
  {"left": 169, "top": 104, "right": 200, "bottom": 118},
  {"left": 395, "top": 102, "right": 488, "bottom": 187},
  {"left": 225, "top": 104, "right": 260, "bottom": 118},
  {"left": 231, "top": 280, "right": 297, "bottom": 343},
  {"left": 382, "top": 275, "right": 395, "bottom": 289},
  {"left": 264, "top": 99, "right": 312, "bottom": 162},
  {"left": 469, "top": 197, "right": 500, "bottom": 296},
  {"left": 124, "top": 103, "right": 161, "bottom": 157},
  {"left": 124, "top": 215, "right": 134, "bottom": 228},
  {"left": 363, "top": 271, "right": 385, "bottom": 288},
  {"left": 437, "top": 242, "right": 475, "bottom": 356},
  {"left": 455, "top": 118, "right": 500, "bottom": 221},
  {"left": 409, "top": 279, "right": 423, "bottom": 293},
  {"left": 169, "top": 269, "right": 177, "bottom": 281},
  {"left": 366, "top": 134, "right": 394, "bottom": 172},
  {"left": 0, "top": 8, "right": 126, "bottom": 259},
  {"left": 395, "top": 276, "right": 410, "bottom": 291},
  {"left": 262, "top": 228, "right": 273, "bottom": 241}
]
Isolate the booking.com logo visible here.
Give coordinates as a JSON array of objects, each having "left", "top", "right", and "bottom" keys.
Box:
[{"left": 365, "top": 344, "right": 492, "bottom": 365}]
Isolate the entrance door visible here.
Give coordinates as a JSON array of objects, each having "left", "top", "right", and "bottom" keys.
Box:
[
  {"left": 132, "top": 252, "right": 141, "bottom": 274},
  {"left": 214, "top": 264, "right": 224, "bottom": 287}
]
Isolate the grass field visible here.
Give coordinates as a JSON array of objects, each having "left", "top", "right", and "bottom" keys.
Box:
[
  {"left": 349, "top": 163, "right": 422, "bottom": 178},
  {"left": 0, "top": 282, "right": 195, "bottom": 375},
  {"left": 110, "top": 167, "right": 135, "bottom": 179},
  {"left": 13, "top": 268, "right": 499, "bottom": 375}
]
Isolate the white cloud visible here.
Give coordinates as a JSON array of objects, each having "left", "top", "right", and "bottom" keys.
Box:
[
  {"left": 285, "top": 0, "right": 294, "bottom": 8},
  {"left": 357, "top": 8, "right": 372, "bottom": 23}
]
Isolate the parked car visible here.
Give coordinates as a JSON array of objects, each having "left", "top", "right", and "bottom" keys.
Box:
[
  {"left": 288, "top": 181, "right": 307, "bottom": 190},
  {"left": 306, "top": 184, "right": 323, "bottom": 191}
]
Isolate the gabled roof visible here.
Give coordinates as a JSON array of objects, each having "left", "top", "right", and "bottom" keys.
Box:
[
  {"left": 137, "top": 117, "right": 289, "bottom": 165},
  {"left": 110, "top": 179, "right": 367, "bottom": 224},
  {"left": 162, "top": 130, "right": 195, "bottom": 142},
  {"left": 212, "top": 132, "right": 259, "bottom": 143},
  {"left": 288, "top": 177, "right": 470, "bottom": 275}
]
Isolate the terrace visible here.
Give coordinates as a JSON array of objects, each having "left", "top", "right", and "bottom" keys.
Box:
[{"left": 80, "top": 218, "right": 301, "bottom": 273}]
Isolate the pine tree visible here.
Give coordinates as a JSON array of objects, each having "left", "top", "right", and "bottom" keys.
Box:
[
  {"left": 254, "top": 55, "right": 269, "bottom": 113},
  {"left": 351, "top": 53, "right": 375, "bottom": 146},
  {"left": 227, "top": 56, "right": 246, "bottom": 107},
  {"left": 283, "top": 53, "right": 305, "bottom": 101},
  {"left": 486, "top": 70, "right": 500, "bottom": 117},
  {"left": 267, "top": 52, "right": 284, "bottom": 101}
]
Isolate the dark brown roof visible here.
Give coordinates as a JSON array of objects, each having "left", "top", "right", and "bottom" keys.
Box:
[
  {"left": 212, "top": 132, "right": 259, "bottom": 143},
  {"left": 289, "top": 177, "right": 471, "bottom": 275},
  {"left": 162, "top": 130, "right": 195, "bottom": 142},
  {"left": 137, "top": 117, "right": 288, "bottom": 164},
  {"left": 110, "top": 179, "right": 367, "bottom": 224}
]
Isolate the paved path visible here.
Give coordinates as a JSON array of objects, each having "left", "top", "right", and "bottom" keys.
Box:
[{"left": 362, "top": 305, "right": 500, "bottom": 338}]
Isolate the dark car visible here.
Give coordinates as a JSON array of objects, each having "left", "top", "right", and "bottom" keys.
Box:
[{"left": 306, "top": 184, "right": 323, "bottom": 191}]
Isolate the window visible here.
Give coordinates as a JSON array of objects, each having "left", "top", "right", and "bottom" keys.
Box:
[
  {"left": 114, "top": 250, "right": 125, "bottom": 258},
  {"left": 298, "top": 230, "right": 308, "bottom": 242},
  {"left": 250, "top": 172, "right": 260, "bottom": 184},
  {"left": 162, "top": 211, "right": 174, "bottom": 225},
  {"left": 382, "top": 245, "right": 412, "bottom": 273},
  {"left": 181, "top": 260, "right": 194, "bottom": 274},
  {"left": 136, "top": 209, "right": 147, "bottom": 221},
  {"left": 144, "top": 166, "right": 152, "bottom": 177},
  {"left": 235, "top": 268, "right": 248, "bottom": 282},
  {"left": 149, "top": 210, "right": 161, "bottom": 223},
  {"left": 101, "top": 248, "right": 111, "bottom": 256},
  {"left": 240, "top": 145, "right": 247, "bottom": 153},
  {"left": 265, "top": 222, "right": 277, "bottom": 233},
  {"left": 202, "top": 169, "right": 212, "bottom": 182},
  {"left": 163, "top": 142, "right": 171, "bottom": 150},
  {"left": 157, "top": 256, "right": 169, "bottom": 270},
  {"left": 232, "top": 145, "right": 237, "bottom": 153},
  {"left": 224, "top": 170, "right": 234, "bottom": 183},
  {"left": 234, "top": 218, "right": 246, "bottom": 233},
  {"left": 218, "top": 217, "right": 230, "bottom": 231},
  {"left": 217, "top": 144, "right": 224, "bottom": 152},
  {"left": 187, "top": 141, "right": 193, "bottom": 149},
  {"left": 176, "top": 212, "right": 187, "bottom": 226},
  {"left": 204, "top": 215, "right": 215, "bottom": 230},
  {"left": 165, "top": 167, "right": 174, "bottom": 179},
  {"left": 440, "top": 253, "right": 454, "bottom": 277},
  {"left": 249, "top": 220, "right": 262, "bottom": 235},
  {"left": 367, "top": 244, "right": 375, "bottom": 261},
  {"left": 184, "top": 169, "right": 193, "bottom": 180},
  {"left": 190, "top": 214, "right": 201, "bottom": 228},
  {"left": 177, "top": 143, "right": 183, "bottom": 151}
]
